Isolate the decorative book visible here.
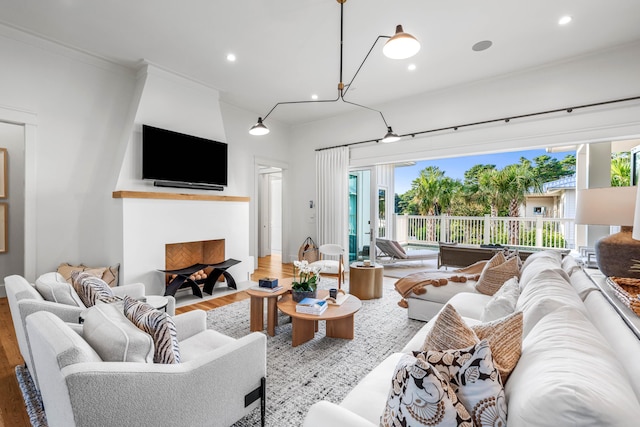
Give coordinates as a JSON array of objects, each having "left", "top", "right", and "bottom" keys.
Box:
[
  {"left": 251, "top": 285, "right": 283, "bottom": 293},
  {"left": 296, "top": 297, "right": 328, "bottom": 315}
]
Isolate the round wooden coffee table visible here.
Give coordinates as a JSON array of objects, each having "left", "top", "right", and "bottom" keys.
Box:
[
  {"left": 277, "top": 289, "right": 362, "bottom": 347},
  {"left": 246, "top": 278, "right": 292, "bottom": 336}
]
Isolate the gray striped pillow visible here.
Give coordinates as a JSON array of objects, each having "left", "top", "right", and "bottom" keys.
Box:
[
  {"left": 123, "top": 296, "right": 180, "bottom": 364},
  {"left": 71, "top": 271, "right": 114, "bottom": 307}
]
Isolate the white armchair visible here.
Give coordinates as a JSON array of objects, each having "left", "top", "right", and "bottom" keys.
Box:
[
  {"left": 5, "top": 273, "right": 175, "bottom": 389},
  {"left": 25, "top": 309, "right": 267, "bottom": 427}
]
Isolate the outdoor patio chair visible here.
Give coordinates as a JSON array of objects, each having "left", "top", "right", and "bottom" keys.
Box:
[{"left": 375, "top": 239, "right": 438, "bottom": 264}]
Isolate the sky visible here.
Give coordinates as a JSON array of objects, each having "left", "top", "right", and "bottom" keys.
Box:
[{"left": 394, "top": 149, "right": 575, "bottom": 194}]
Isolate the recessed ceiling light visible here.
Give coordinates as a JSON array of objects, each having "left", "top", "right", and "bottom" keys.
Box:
[
  {"left": 311, "top": 94, "right": 318, "bottom": 100},
  {"left": 408, "top": 64, "right": 416, "bottom": 71},
  {"left": 472, "top": 40, "right": 493, "bottom": 52},
  {"left": 226, "top": 53, "right": 236, "bottom": 62},
  {"left": 559, "top": 15, "right": 572, "bottom": 25}
]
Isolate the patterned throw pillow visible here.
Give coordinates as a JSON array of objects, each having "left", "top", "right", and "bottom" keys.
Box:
[
  {"left": 71, "top": 271, "right": 114, "bottom": 307},
  {"left": 381, "top": 354, "right": 472, "bottom": 427},
  {"left": 475, "top": 255, "right": 520, "bottom": 296},
  {"left": 471, "top": 311, "right": 523, "bottom": 383},
  {"left": 123, "top": 296, "right": 180, "bottom": 364},
  {"left": 421, "top": 304, "right": 479, "bottom": 352},
  {"left": 414, "top": 340, "right": 507, "bottom": 427}
]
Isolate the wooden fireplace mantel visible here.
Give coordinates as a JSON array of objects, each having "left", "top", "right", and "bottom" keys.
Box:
[{"left": 112, "top": 190, "right": 250, "bottom": 202}]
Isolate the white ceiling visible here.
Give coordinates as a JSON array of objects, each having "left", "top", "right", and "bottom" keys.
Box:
[{"left": 2, "top": 0, "right": 640, "bottom": 126}]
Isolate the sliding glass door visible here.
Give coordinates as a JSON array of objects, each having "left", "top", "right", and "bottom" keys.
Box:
[{"left": 348, "top": 168, "right": 378, "bottom": 263}]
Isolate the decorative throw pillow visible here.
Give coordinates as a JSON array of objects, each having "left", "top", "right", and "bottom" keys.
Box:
[
  {"left": 380, "top": 353, "right": 472, "bottom": 427},
  {"left": 101, "top": 263, "right": 120, "bottom": 287},
  {"left": 71, "top": 271, "right": 114, "bottom": 307},
  {"left": 123, "top": 296, "right": 180, "bottom": 364},
  {"left": 414, "top": 340, "right": 507, "bottom": 427},
  {"left": 475, "top": 255, "right": 520, "bottom": 296},
  {"left": 471, "top": 311, "right": 523, "bottom": 383},
  {"left": 57, "top": 262, "right": 119, "bottom": 287},
  {"left": 481, "top": 276, "right": 521, "bottom": 322},
  {"left": 82, "top": 303, "right": 154, "bottom": 363},
  {"left": 58, "top": 263, "right": 106, "bottom": 284},
  {"left": 420, "top": 304, "right": 479, "bottom": 352},
  {"left": 35, "top": 274, "right": 83, "bottom": 306}
]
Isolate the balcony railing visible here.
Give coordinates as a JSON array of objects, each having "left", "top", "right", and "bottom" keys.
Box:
[{"left": 395, "top": 214, "right": 575, "bottom": 249}]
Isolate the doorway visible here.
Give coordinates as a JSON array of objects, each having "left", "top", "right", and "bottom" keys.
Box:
[{"left": 258, "top": 165, "right": 283, "bottom": 258}]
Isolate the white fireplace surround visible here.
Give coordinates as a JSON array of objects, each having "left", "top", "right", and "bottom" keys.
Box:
[{"left": 118, "top": 193, "right": 253, "bottom": 296}]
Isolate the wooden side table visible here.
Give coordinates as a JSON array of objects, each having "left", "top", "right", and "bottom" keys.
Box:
[
  {"left": 349, "top": 262, "right": 383, "bottom": 300},
  {"left": 245, "top": 278, "right": 292, "bottom": 336}
]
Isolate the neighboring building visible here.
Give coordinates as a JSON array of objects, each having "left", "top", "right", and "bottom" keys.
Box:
[{"left": 525, "top": 175, "right": 576, "bottom": 218}]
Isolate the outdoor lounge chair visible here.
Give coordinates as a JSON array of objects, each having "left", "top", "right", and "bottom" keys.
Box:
[{"left": 375, "top": 239, "right": 438, "bottom": 264}]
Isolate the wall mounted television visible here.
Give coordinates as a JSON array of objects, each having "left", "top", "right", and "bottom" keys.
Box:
[{"left": 142, "top": 124, "right": 228, "bottom": 190}]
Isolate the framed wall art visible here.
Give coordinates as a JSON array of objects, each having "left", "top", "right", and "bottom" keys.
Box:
[
  {"left": 0, "top": 203, "right": 6, "bottom": 253},
  {"left": 0, "top": 148, "right": 6, "bottom": 198}
]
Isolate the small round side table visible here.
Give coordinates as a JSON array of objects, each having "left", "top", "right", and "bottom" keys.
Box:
[{"left": 349, "top": 262, "right": 383, "bottom": 300}]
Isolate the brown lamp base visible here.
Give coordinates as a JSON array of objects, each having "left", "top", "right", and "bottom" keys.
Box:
[{"left": 596, "top": 226, "right": 640, "bottom": 278}]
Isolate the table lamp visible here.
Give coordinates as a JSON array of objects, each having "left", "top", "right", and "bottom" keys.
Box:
[{"left": 575, "top": 185, "right": 639, "bottom": 278}]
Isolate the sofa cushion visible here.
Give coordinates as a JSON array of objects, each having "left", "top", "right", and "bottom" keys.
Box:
[
  {"left": 569, "top": 269, "right": 599, "bottom": 300},
  {"left": 409, "top": 279, "right": 479, "bottom": 305},
  {"left": 82, "top": 303, "right": 154, "bottom": 363},
  {"left": 380, "top": 353, "right": 472, "bottom": 427},
  {"left": 415, "top": 340, "right": 507, "bottom": 427},
  {"left": 475, "top": 253, "right": 519, "bottom": 296},
  {"left": 518, "top": 251, "right": 562, "bottom": 289},
  {"left": 561, "top": 255, "right": 581, "bottom": 276},
  {"left": 481, "top": 277, "right": 520, "bottom": 322},
  {"left": 71, "top": 271, "right": 114, "bottom": 307},
  {"left": 505, "top": 305, "right": 640, "bottom": 427},
  {"left": 35, "top": 273, "right": 84, "bottom": 307},
  {"left": 515, "top": 268, "right": 586, "bottom": 336},
  {"left": 471, "top": 311, "right": 523, "bottom": 383},
  {"left": 420, "top": 304, "right": 479, "bottom": 352},
  {"left": 123, "top": 296, "right": 180, "bottom": 364},
  {"left": 179, "top": 329, "right": 235, "bottom": 362}
]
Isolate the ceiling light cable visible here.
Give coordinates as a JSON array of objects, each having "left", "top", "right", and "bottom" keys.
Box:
[{"left": 249, "top": 0, "right": 420, "bottom": 140}]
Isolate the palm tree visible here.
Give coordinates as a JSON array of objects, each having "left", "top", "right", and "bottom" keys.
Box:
[
  {"left": 611, "top": 152, "right": 631, "bottom": 187},
  {"left": 478, "top": 164, "right": 542, "bottom": 245},
  {"left": 410, "top": 167, "right": 461, "bottom": 241}
]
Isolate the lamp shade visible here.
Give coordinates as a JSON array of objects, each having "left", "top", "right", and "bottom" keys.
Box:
[
  {"left": 383, "top": 25, "right": 420, "bottom": 59},
  {"left": 574, "top": 186, "right": 636, "bottom": 226},
  {"left": 249, "top": 117, "right": 269, "bottom": 136},
  {"left": 381, "top": 126, "right": 400, "bottom": 143}
]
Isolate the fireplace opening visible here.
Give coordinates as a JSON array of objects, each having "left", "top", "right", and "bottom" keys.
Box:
[{"left": 161, "top": 239, "right": 240, "bottom": 298}]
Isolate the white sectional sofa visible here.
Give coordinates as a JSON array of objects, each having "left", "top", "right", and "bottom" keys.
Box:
[{"left": 304, "top": 251, "right": 640, "bottom": 426}]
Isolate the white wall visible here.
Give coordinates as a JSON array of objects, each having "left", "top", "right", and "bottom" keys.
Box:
[
  {"left": 0, "top": 25, "right": 137, "bottom": 279},
  {"left": 287, "top": 41, "right": 640, "bottom": 261}
]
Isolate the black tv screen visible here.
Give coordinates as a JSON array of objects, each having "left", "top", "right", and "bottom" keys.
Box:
[{"left": 142, "top": 125, "right": 228, "bottom": 187}]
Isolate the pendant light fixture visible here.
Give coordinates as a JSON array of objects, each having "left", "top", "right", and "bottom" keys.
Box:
[{"left": 249, "top": 0, "right": 420, "bottom": 142}]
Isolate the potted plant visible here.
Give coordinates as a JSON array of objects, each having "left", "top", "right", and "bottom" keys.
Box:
[{"left": 291, "top": 260, "right": 321, "bottom": 302}]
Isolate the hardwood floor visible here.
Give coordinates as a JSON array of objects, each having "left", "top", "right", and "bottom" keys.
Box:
[{"left": 0, "top": 255, "right": 292, "bottom": 427}]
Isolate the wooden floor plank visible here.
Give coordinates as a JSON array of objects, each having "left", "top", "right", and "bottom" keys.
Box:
[{"left": 0, "top": 255, "right": 292, "bottom": 427}]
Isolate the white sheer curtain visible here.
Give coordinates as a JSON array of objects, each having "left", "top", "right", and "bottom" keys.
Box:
[{"left": 316, "top": 147, "right": 349, "bottom": 255}]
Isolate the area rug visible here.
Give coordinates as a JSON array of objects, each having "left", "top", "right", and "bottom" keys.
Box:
[
  {"left": 15, "top": 365, "right": 47, "bottom": 427},
  {"left": 208, "top": 277, "right": 425, "bottom": 426}
]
